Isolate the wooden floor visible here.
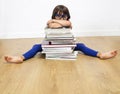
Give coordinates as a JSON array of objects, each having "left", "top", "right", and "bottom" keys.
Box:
[{"left": 0, "top": 36, "right": 120, "bottom": 94}]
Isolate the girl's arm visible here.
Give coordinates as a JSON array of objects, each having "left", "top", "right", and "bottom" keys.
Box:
[
  {"left": 47, "top": 19, "right": 72, "bottom": 28},
  {"left": 52, "top": 19, "right": 71, "bottom": 27},
  {"left": 47, "top": 22, "right": 63, "bottom": 29}
]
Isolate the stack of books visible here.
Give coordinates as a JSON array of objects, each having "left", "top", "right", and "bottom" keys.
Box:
[{"left": 41, "top": 28, "right": 78, "bottom": 60}]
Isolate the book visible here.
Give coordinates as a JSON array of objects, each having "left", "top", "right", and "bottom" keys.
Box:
[
  {"left": 41, "top": 40, "right": 76, "bottom": 48},
  {"left": 45, "top": 28, "right": 74, "bottom": 40},
  {"left": 45, "top": 51, "right": 78, "bottom": 60},
  {"left": 45, "top": 28, "right": 72, "bottom": 35},
  {"left": 42, "top": 48, "right": 74, "bottom": 53},
  {"left": 42, "top": 28, "right": 78, "bottom": 60}
]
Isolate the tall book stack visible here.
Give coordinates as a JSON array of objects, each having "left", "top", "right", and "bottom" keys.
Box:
[{"left": 41, "top": 28, "right": 78, "bottom": 60}]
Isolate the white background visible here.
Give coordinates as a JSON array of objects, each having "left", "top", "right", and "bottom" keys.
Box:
[{"left": 0, "top": 0, "right": 120, "bottom": 39}]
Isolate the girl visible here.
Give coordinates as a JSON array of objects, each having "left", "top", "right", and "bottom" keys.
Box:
[{"left": 4, "top": 5, "right": 117, "bottom": 63}]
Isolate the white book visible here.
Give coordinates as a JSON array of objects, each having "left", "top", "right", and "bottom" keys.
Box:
[
  {"left": 46, "top": 33, "right": 74, "bottom": 38},
  {"left": 42, "top": 40, "right": 76, "bottom": 48},
  {"left": 42, "top": 50, "right": 73, "bottom": 54},
  {"left": 46, "top": 57, "right": 77, "bottom": 60},
  {"left": 42, "top": 47, "right": 74, "bottom": 53},
  {"left": 46, "top": 51, "right": 78, "bottom": 58},
  {"left": 46, "top": 52, "right": 78, "bottom": 60},
  {"left": 42, "top": 47, "right": 73, "bottom": 51},
  {"left": 42, "top": 39, "right": 76, "bottom": 45},
  {"left": 45, "top": 28, "right": 72, "bottom": 35}
]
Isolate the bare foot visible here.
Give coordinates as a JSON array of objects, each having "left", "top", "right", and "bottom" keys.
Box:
[
  {"left": 4, "top": 56, "right": 24, "bottom": 63},
  {"left": 98, "top": 50, "right": 117, "bottom": 59}
]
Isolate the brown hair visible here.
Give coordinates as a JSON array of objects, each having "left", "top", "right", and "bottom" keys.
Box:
[{"left": 51, "top": 5, "right": 71, "bottom": 20}]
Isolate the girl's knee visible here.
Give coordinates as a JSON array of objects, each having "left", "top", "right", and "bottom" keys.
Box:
[
  {"left": 76, "top": 43, "right": 85, "bottom": 47},
  {"left": 74, "top": 43, "right": 85, "bottom": 51},
  {"left": 33, "top": 44, "right": 41, "bottom": 48},
  {"left": 32, "top": 44, "right": 42, "bottom": 51}
]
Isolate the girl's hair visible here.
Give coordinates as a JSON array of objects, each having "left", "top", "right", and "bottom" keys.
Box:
[{"left": 51, "top": 5, "right": 71, "bottom": 20}]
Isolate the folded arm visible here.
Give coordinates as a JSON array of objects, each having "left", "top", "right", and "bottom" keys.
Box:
[
  {"left": 47, "top": 19, "right": 72, "bottom": 29},
  {"left": 47, "top": 23, "right": 63, "bottom": 29}
]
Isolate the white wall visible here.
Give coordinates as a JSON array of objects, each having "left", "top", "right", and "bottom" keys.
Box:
[{"left": 0, "top": 0, "right": 120, "bottom": 39}]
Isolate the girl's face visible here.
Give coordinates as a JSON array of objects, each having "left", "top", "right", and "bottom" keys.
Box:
[{"left": 55, "top": 11, "right": 68, "bottom": 20}]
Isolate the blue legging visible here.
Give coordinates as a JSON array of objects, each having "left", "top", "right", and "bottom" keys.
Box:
[{"left": 23, "top": 43, "right": 98, "bottom": 60}]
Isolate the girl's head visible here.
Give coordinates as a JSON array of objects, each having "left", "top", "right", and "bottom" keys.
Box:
[{"left": 51, "top": 5, "right": 71, "bottom": 20}]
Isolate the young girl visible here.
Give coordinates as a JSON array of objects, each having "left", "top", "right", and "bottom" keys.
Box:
[{"left": 4, "top": 5, "right": 117, "bottom": 63}]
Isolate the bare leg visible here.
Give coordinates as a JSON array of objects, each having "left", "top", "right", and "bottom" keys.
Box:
[
  {"left": 97, "top": 50, "right": 117, "bottom": 59},
  {"left": 4, "top": 55, "right": 24, "bottom": 63}
]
